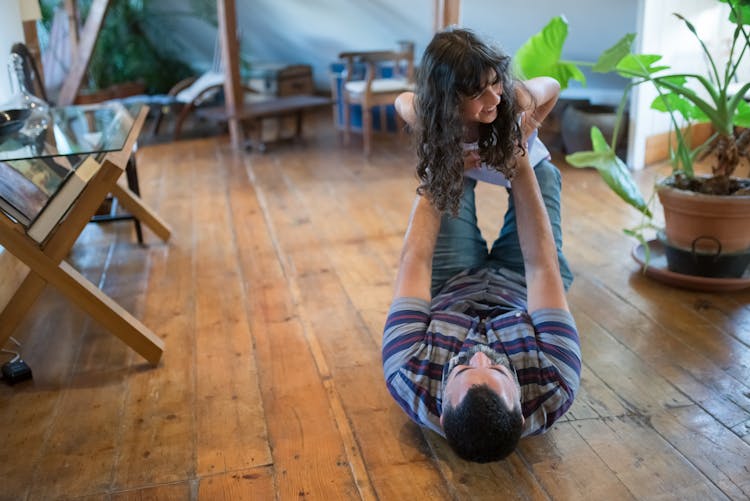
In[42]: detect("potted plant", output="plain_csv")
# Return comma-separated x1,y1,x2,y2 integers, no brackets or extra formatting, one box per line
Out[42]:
39,0,194,99
516,0,750,279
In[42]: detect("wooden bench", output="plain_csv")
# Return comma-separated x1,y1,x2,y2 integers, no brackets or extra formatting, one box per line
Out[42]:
194,95,332,151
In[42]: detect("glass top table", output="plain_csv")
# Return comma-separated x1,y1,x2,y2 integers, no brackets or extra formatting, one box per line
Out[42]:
0,102,143,163
0,100,168,366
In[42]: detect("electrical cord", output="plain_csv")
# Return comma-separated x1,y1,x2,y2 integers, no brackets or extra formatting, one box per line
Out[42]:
1,349,20,363
1,336,22,363
1,342,32,383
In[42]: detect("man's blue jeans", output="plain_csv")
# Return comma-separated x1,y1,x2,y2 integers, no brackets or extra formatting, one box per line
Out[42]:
430,160,573,296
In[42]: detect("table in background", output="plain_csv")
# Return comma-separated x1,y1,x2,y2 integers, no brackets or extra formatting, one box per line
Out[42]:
196,94,332,151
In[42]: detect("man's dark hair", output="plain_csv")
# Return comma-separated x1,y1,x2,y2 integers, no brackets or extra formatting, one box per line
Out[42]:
442,384,524,462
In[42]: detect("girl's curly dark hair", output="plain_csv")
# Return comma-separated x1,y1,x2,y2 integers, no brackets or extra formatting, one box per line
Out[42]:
414,28,524,214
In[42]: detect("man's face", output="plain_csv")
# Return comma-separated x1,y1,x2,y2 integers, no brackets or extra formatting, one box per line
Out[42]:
440,345,523,424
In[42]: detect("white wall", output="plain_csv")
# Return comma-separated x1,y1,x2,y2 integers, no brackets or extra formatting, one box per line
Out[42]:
0,0,25,101
462,0,639,104
148,0,637,96
235,0,434,89
150,0,434,90
628,0,733,169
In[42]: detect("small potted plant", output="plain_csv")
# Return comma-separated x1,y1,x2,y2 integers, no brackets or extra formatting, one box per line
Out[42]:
516,0,750,280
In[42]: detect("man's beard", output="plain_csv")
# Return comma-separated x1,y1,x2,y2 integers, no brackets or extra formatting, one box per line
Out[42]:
441,344,516,394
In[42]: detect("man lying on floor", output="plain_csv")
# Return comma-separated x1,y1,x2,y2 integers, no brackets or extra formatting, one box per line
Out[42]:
382,37,581,459
382,139,582,462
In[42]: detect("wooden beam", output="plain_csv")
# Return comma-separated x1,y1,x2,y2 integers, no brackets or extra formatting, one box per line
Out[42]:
22,21,44,89
64,0,80,54
433,0,461,32
56,0,111,106
217,0,244,149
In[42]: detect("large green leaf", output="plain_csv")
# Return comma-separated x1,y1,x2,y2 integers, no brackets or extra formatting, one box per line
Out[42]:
592,34,635,72
734,98,750,127
650,93,709,123
565,127,652,217
615,54,669,78
720,0,750,25
652,74,688,87
514,16,586,89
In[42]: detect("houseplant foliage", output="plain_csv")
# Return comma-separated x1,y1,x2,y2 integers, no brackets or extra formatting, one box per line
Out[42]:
515,17,652,217
516,0,750,265
39,0,194,95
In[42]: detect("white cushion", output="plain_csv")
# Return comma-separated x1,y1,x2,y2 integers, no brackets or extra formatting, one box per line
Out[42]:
344,78,414,94
175,71,225,104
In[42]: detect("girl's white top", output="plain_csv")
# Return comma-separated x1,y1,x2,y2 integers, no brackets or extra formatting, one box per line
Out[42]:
463,130,549,187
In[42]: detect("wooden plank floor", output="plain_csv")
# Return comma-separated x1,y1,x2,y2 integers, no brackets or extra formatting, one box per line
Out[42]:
1,112,749,500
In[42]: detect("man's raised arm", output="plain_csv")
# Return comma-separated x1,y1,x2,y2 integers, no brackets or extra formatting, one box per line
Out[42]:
511,119,569,313
392,194,441,302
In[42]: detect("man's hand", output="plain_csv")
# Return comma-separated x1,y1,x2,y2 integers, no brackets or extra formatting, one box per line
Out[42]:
464,147,481,170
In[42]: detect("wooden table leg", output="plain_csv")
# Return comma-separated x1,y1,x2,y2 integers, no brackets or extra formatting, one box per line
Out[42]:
0,221,164,365
0,156,119,348
125,156,144,243
110,184,172,242
55,260,164,365
0,271,46,349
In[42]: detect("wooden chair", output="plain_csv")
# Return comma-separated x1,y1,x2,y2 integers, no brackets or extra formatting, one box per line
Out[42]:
337,41,415,156
147,32,261,139
183,63,321,151
169,72,248,139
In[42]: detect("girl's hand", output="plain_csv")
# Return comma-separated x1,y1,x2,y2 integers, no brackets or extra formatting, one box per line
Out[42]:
463,149,481,170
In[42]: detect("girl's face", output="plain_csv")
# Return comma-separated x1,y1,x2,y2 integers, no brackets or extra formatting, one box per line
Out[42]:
459,70,503,125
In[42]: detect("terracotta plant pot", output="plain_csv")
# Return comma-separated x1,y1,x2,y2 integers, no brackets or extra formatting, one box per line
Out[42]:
656,180,750,254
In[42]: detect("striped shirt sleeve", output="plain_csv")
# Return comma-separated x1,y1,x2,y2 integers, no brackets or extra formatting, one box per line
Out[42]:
382,297,431,380
382,297,445,434
524,308,582,434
